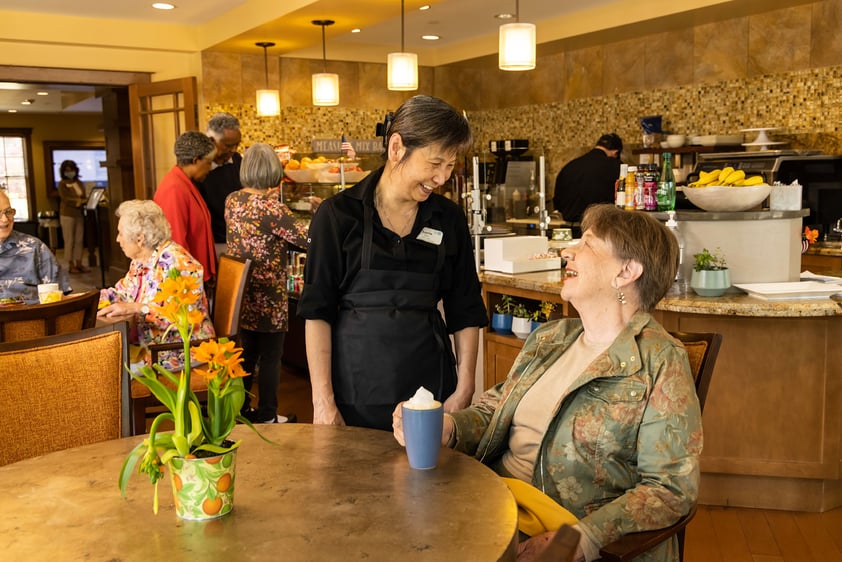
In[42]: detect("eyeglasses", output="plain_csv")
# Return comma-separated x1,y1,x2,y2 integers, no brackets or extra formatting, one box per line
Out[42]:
1,208,15,218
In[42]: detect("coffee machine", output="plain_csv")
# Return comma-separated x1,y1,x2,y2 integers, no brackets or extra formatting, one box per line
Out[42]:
483,139,538,225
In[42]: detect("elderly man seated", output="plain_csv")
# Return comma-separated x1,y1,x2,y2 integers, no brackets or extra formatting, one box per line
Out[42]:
0,190,71,304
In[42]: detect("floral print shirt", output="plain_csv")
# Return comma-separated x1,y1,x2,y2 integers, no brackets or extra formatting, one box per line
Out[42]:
224,189,309,332
0,231,71,303
449,311,702,562
99,239,215,370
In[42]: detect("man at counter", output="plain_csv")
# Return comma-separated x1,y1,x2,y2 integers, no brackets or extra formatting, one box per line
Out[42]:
0,190,71,303
198,112,242,258
553,133,623,235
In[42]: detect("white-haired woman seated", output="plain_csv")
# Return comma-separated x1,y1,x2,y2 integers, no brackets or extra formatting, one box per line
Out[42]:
97,199,215,370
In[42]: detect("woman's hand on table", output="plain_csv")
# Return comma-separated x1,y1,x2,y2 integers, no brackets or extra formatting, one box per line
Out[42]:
312,399,346,426
392,402,455,448
97,301,143,321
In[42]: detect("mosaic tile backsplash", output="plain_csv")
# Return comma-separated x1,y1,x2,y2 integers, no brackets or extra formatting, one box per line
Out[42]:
203,0,842,185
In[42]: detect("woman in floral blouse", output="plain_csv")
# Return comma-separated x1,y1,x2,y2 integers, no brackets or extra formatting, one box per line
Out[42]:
225,143,309,424
98,199,215,370
394,205,702,562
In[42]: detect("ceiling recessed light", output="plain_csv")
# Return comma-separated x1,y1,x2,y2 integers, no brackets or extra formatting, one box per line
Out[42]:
20,99,32,105
8,109,17,113
351,28,361,33
152,2,175,10
36,91,49,96
419,4,431,10
496,13,515,20
422,35,440,41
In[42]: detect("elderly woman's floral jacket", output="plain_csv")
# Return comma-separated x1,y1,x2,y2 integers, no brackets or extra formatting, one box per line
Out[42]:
449,311,702,562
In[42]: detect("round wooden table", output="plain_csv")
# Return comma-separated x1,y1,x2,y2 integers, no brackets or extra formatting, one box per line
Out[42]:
0,424,518,561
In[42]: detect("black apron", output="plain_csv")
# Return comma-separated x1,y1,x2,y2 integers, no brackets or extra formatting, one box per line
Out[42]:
332,200,457,430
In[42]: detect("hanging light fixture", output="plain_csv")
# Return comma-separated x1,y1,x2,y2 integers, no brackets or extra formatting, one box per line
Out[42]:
498,0,536,71
387,0,418,91
312,20,340,106
255,41,280,116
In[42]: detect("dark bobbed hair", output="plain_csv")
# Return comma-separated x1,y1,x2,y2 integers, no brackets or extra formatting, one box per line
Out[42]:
174,131,216,166
388,95,473,164
580,204,678,312
59,160,80,176
240,143,282,189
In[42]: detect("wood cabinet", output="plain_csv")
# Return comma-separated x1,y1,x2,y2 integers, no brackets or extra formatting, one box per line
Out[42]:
801,252,842,273
481,279,575,389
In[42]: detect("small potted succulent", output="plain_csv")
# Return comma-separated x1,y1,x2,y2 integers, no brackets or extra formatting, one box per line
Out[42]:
690,247,730,297
491,294,514,335
511,302,533,339
531,301,556,331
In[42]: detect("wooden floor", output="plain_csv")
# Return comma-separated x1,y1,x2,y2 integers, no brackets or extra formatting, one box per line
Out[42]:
687,504,842,562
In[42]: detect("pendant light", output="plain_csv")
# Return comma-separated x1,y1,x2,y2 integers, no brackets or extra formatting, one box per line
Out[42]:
498,0,536,71
255,41,280,116
312,20,340,106
387,0,418,91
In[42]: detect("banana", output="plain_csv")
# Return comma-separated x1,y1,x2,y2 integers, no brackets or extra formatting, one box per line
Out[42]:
718,167,735,183
722,170,745,185
741,175,765,186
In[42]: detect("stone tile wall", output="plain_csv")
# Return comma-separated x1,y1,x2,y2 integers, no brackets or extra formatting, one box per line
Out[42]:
203,0,842,183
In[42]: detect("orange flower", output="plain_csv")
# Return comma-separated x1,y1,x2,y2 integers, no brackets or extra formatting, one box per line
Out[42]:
804,226,819,244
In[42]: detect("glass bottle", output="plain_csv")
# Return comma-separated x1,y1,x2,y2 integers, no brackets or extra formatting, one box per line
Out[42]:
643,164,658,211
657,152,676,211
624,166,637,211
615,163,628,208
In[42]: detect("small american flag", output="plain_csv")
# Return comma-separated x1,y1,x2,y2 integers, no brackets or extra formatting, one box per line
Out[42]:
340,134,356,160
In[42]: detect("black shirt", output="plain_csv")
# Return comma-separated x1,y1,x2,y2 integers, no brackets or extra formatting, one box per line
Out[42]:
198,152,242,243
297,167,488,332
552,148,621,223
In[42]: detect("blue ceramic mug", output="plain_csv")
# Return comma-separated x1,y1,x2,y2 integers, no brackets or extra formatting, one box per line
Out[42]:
402,401,444,470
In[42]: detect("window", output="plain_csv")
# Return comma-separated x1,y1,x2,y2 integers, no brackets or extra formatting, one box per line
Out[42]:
0,129,34,221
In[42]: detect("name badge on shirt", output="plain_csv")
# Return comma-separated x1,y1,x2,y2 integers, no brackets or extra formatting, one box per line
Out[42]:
416,227,443,246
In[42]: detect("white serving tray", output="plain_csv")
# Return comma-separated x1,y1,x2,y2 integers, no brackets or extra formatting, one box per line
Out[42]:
734,281,842,300
484,256,561,274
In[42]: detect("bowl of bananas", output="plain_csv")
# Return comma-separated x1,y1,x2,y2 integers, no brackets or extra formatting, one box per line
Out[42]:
683,167,771,212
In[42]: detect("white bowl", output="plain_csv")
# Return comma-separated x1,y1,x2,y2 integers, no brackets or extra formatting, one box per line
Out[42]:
318,170,371,184
666,134,686,148
284,169,319,183
683,184,772,212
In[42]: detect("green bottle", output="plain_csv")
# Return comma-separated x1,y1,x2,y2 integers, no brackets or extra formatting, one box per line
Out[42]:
657,152,676,211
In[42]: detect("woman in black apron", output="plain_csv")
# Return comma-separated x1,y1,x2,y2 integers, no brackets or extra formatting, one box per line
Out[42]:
298,96,488,431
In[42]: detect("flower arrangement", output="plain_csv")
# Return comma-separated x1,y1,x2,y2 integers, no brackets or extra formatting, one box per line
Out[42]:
118,269,263,514
512,302,531,319
692,247,728,271
494,294,514,315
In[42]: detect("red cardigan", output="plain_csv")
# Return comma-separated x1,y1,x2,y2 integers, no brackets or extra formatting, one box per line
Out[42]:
153,166,217,282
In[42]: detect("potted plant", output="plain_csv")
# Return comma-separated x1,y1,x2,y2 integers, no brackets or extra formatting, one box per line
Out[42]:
491,294,514,335
118,269,271,520
511,302,533,339
690,247,730,297
531,301,556,331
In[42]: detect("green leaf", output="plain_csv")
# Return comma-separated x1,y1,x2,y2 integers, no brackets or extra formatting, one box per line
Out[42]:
118,441,148,498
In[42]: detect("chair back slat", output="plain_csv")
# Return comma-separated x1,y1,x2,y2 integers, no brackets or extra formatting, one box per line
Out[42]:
0,289,100,343
0,322,130,466
213,254,252,340
668,331,723,413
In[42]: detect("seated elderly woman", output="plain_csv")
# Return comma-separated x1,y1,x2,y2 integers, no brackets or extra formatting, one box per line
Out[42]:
393,204,701,562
98,199,215,369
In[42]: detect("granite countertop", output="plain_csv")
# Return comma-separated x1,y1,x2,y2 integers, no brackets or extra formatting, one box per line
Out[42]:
480,269,842,318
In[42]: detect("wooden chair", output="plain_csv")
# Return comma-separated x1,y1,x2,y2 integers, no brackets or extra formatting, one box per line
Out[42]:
0,289,99,343
599,331,723,562
131,254,252,434
0,322,131,467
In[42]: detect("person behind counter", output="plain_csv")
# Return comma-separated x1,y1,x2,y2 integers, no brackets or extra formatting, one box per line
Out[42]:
298,95,488,431
393,205,701,562
98,199,215,370
153,131,218,284
0,189,71,303
552,133,623,235
56,159,90,273
225,143,310,424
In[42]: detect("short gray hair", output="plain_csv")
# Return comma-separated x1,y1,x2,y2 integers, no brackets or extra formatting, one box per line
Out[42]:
207,112,240,140
240,143,282,189
174,131,216,166
116,199,171,250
